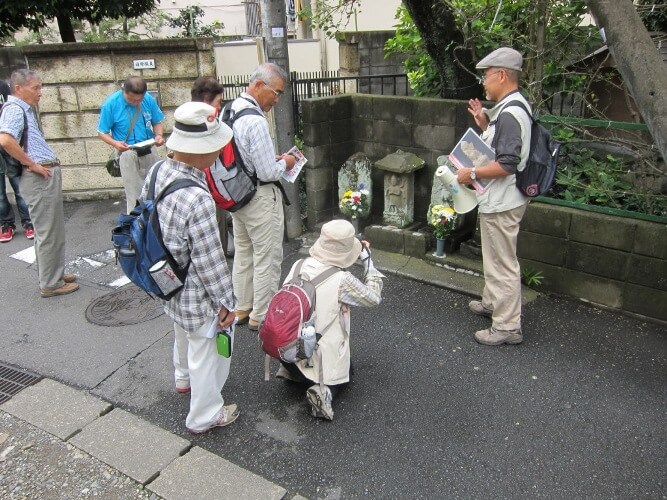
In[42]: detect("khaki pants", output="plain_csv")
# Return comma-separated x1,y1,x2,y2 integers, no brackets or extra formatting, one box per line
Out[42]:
19,167,66,290
231,184,284,322
119,147,160,213
480,203,528,331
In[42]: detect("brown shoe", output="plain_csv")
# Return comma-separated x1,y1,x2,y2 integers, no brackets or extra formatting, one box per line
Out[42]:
40,282,79,298
248,318,260,331
469,300,493,318
62,274,77,283
235,309,252,325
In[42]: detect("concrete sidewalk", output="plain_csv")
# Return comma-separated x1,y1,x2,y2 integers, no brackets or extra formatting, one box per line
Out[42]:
1,379,289,499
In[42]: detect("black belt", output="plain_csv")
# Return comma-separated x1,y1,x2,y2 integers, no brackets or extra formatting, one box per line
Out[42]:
258,180,291,206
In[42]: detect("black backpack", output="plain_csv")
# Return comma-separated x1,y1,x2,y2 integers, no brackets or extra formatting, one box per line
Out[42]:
502,100,560,197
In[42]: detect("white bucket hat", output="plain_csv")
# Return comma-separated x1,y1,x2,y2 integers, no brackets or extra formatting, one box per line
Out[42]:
166,101,232,154
309,219,362,269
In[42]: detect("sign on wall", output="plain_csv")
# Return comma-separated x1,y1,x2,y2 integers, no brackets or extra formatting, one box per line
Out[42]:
133,59,156,70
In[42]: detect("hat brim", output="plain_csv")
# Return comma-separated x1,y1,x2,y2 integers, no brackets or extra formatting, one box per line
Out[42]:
309,235,362,269
166,123,233,154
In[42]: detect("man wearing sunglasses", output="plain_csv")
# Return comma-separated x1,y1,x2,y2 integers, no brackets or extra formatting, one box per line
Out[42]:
227,63,296,332
456,47,532,346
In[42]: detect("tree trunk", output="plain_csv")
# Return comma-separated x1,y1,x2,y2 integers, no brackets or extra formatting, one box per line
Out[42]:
526,0,548,106
586,0,667,161
402,0,479,99
56,15,76,43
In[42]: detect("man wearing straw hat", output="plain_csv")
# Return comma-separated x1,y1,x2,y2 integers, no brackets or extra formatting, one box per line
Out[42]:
456,47,532,346
277,219,384,421
142,101,238,434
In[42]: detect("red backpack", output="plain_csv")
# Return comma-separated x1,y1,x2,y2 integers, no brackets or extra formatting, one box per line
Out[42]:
259,260,340,363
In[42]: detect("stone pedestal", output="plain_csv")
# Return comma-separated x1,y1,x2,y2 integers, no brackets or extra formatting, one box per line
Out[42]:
375,150,425,228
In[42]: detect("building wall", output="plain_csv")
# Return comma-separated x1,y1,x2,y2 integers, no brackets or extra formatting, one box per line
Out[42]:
214,38,322,76
20,38,216,200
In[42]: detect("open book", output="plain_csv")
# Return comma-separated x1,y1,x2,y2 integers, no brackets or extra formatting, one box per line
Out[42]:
281,145,308,183
449,128,495,194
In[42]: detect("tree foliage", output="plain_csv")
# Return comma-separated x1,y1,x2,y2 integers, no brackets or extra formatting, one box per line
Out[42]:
0,0,158,42
167,6,225,39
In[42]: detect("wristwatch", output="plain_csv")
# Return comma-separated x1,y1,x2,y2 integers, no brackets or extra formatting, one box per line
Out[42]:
470,167,477,180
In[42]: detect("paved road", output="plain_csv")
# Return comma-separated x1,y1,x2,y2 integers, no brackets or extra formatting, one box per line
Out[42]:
1,199,665,499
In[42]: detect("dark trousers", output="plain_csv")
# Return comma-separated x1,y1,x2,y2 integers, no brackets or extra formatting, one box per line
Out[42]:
0,173,31,228
280,361,352,398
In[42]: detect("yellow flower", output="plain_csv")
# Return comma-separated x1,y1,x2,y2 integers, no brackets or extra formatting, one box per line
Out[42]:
343,190,353,198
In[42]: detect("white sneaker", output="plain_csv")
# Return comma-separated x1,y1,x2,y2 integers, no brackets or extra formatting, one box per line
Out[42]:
306,384,334,421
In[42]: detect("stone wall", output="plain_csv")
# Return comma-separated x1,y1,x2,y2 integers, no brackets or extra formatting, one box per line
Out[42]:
301,94,470,226
518,202,667,322
20,38,216,200
301,94,667,323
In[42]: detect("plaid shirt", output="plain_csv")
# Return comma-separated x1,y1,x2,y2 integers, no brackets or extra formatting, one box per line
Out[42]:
339,267,384,307
141,159,236,332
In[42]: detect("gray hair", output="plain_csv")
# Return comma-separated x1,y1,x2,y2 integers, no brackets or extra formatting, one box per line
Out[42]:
122,76,147,95
249,63,288,87
504,68,521,83
10,69,40,88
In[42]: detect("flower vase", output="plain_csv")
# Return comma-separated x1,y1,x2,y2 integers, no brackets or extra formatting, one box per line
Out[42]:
435,238,446,258
350,217,359,235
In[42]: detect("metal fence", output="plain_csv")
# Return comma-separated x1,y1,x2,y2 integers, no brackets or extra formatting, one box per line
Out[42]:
219,71,410,134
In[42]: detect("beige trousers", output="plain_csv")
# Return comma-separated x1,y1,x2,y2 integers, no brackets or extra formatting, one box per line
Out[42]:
231,184,284,322
480,203,528,331
119,147,160,213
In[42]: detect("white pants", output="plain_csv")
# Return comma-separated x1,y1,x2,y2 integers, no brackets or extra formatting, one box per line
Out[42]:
173,317,233,431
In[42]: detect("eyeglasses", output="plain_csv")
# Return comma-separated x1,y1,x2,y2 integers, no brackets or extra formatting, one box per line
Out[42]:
263,82,284,97
477,70,503,84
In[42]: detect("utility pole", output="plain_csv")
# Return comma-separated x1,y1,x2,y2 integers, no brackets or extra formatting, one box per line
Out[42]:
260,0,301,239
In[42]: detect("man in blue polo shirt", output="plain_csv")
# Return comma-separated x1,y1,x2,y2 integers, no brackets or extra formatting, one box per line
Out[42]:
98,76,165,213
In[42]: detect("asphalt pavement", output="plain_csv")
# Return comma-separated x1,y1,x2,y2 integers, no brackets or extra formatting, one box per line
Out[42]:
1,198,665,499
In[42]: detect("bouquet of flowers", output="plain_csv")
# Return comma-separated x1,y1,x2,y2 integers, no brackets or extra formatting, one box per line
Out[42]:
429,204,458,239
339,186,370,219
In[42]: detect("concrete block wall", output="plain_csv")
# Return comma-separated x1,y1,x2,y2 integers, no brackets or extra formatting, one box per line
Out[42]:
518,202,667,322
21,38,216,200
301,94,471,228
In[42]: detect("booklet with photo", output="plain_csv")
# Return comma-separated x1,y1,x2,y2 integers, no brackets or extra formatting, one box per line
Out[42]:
449,128,495,194
281,145,308,183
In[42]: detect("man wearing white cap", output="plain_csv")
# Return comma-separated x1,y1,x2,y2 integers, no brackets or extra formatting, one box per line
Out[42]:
276,219,384,421
456,47,532,346
142,101,238,433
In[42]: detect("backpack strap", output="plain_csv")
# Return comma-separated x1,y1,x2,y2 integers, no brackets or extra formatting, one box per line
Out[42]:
491,99,534,127
145,161,207,285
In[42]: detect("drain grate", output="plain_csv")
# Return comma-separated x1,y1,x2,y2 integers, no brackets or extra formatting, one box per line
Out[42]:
0,362,42,404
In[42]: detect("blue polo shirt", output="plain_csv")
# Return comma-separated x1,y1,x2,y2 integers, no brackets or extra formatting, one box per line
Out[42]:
97,90,164,145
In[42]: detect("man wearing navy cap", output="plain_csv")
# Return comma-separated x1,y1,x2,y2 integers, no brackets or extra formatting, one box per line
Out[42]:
457,47,532,346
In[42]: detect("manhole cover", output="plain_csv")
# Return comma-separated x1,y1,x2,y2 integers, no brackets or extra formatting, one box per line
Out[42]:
86,285,164,327
0,362,42,404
